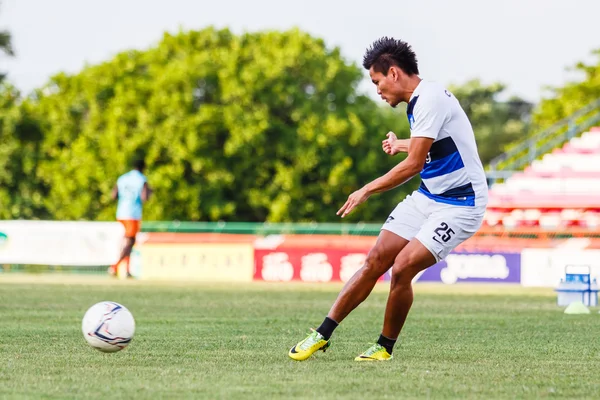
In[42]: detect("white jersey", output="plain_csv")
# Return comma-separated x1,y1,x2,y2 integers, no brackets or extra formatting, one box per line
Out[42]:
407,80,488,207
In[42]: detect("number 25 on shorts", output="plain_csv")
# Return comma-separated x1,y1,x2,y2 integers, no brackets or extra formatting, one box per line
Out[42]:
432,222,455,244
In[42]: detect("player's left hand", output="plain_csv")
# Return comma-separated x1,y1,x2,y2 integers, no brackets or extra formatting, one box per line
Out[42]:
382,131,398,155
337,187,371,218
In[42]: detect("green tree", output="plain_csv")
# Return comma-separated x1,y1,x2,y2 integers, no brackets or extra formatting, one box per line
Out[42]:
0,83,47,219
448,79,532,165
24,27,412,223
0,1,14,82
532,49,600,127
487,50,600,173
0,30,12,57
0,83,19,216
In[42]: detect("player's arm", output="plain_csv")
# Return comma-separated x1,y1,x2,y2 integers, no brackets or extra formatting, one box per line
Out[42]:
393,139,411,153
338,89,448,218
337,138,432,218
111,185,118,200
367,137,433,193
141,182,152,202
382,132,410,155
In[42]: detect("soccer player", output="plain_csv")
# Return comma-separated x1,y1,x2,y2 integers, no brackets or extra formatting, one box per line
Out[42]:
289,37,488,361
109,159,151,278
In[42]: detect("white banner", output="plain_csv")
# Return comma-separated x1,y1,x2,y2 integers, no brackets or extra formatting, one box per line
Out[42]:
521,248,600,287
0,221,125,266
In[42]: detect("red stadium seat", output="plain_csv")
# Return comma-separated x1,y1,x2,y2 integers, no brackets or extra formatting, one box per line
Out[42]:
477,128,600,250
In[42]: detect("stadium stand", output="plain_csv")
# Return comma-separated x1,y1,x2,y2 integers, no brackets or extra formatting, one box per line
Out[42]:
484,127,600,229
463,127,600,252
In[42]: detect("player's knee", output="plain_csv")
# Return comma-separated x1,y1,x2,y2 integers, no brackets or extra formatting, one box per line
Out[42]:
389,265,413,286
363,247,388,278
390,253,420,284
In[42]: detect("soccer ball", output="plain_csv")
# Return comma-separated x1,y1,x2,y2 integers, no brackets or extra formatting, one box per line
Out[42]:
82,301,135,353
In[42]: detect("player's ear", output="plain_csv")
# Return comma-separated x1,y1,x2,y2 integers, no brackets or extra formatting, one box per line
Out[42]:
389,66,399,81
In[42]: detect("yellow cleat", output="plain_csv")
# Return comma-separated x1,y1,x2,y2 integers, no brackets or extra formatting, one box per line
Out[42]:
288,329,331,361
355,343,393,361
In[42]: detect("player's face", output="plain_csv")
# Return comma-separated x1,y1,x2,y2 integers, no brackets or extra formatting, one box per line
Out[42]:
369,67,402,108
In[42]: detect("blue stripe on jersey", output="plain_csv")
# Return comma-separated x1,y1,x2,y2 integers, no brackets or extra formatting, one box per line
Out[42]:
406,95,419,129
419,182,475,197
418,182,475,206
441,183,476,197
419,190,475,206
428,137,459,161
420,151,465,179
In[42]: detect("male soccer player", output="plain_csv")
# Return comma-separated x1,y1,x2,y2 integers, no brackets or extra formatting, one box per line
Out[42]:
289,37,488,361
109,159,151,278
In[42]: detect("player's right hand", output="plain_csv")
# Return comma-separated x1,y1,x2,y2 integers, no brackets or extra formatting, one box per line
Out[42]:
382,131,398,155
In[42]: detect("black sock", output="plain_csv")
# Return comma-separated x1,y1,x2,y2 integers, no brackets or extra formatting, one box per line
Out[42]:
316,317,338,340
377,334,397,354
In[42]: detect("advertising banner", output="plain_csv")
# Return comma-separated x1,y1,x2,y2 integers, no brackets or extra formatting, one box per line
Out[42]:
406,252,521,284
254,248,375,283
255,248,521,284
138,243,254,282
0,220,124,266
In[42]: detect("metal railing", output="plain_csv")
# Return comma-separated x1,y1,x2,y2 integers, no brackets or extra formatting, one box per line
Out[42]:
487,98,600,185
141,221,382,236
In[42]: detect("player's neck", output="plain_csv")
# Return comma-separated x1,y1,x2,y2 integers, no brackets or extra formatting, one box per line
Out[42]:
402,76,423,103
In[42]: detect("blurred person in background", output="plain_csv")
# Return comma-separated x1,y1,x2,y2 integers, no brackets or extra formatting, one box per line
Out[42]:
109,159,151,278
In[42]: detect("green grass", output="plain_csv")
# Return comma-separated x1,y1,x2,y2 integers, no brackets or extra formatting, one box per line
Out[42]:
1,275,600,399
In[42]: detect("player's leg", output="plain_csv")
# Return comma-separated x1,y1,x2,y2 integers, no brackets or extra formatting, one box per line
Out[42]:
355,239,435,361
288,232,408,361
110,220,128,276
356,203,484,361
121,237,135,276
111,220,138,277
123,220,140,277
326,230,409,325
289,193,426,361
384,239,436,339
110,237,134,276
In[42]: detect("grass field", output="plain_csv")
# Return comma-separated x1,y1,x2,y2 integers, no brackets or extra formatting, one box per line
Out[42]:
1,275,600,399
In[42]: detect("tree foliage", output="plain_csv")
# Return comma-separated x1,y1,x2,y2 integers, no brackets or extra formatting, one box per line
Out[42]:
448,80,532,165
0,1,14,82
10,28,414,222
532,49,600,127
4,27,555,223
0,83,47,219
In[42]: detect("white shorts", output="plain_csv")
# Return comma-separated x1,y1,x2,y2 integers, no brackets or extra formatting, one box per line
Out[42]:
381,191,485,262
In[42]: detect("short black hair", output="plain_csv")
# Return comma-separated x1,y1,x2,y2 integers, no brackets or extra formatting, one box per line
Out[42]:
362,37,419,76
133,159,146,171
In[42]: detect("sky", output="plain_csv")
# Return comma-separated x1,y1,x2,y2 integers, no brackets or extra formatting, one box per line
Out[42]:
1,0,599,103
